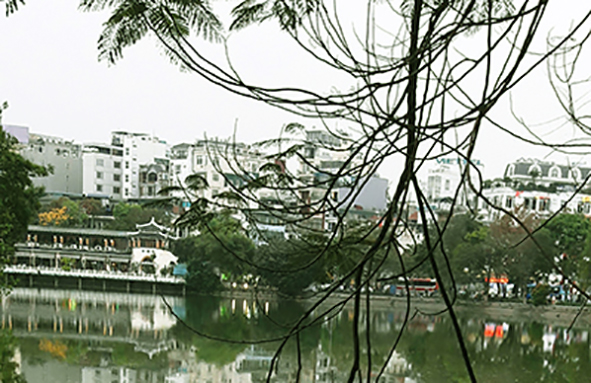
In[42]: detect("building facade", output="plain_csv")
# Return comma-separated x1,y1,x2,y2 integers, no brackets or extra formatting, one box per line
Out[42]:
20,133,83,196
504,158,591,187
169,139,265,204
82,143,124,199
111,131,169,199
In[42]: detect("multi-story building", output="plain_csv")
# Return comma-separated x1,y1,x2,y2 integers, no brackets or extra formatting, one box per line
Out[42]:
19,133,83,196
82,143,124,199
139,160,169,199
111,132,169,199
296,130,388,231
504,158,591,187
424,157,484,206
478,182,591,222
169,139,265,204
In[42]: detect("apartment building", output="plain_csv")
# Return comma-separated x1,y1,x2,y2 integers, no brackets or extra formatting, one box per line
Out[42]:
424,157,484,205
82,143,124,199
20,133,83,195
297,130,388,231
169,139,265,204
111,131,169,199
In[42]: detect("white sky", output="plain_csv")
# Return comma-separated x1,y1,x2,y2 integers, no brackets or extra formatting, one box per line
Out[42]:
2,1,591,182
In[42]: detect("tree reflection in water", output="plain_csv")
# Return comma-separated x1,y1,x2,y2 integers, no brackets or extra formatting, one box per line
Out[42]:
1,289,591,382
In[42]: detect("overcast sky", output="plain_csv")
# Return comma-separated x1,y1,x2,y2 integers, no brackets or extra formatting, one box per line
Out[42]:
2,1,591,182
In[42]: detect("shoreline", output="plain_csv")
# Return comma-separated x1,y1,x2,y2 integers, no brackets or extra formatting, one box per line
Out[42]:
220,290,591,329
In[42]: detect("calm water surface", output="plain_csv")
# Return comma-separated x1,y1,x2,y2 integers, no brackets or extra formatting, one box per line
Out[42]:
1,288,590,382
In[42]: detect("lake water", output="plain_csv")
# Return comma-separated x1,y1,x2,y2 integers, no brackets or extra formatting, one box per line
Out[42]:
1,288,590,382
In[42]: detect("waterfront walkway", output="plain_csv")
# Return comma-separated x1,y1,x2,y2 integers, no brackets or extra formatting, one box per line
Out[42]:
4,265,186,295
4,265,185,284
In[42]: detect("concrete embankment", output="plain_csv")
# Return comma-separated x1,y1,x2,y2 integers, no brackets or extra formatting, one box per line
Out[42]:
223,290,591,329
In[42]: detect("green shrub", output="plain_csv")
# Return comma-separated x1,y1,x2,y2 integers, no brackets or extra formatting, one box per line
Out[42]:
531,283,550,306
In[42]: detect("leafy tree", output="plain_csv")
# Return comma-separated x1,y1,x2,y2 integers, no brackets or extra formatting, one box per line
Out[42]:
80,198,105,216
488,209,555,297
0,329,26,383
0,124,47,267
108,202,170,230
38,206,69,226
39,197,88,227
255,237,328,296
174,214,256,292
545,214,591,277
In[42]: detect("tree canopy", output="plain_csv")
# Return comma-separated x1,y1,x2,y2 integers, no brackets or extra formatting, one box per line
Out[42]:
0,126,47,263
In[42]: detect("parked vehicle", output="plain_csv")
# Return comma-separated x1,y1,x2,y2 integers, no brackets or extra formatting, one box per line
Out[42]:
387,277,439,297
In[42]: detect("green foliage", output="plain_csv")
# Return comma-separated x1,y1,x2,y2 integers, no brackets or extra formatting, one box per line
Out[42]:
108,202,170,230
545,214,591,258
79,0,223,65
0,329,26,383
254,236,329,296
40,197,88,227
530,283,550,306
0,127,47,265
80,198,105,215
174,214,255,293
60,257,76,271
577,234,591,290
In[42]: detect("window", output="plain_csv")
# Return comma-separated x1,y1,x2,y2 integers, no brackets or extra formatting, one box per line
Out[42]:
445,179,450,191
550,167,560,178
113,174,121,182
96,171,103,179
125,161,129,169
125,175,129,182
175,165,181,174
113,186,121,194
506,164,515,177
114,161,121,169
96,184,103,192
125,188,129,196
96,159,104,166
125,148,130,155
505,197,513,209
196,156,203,165
212,174,219,182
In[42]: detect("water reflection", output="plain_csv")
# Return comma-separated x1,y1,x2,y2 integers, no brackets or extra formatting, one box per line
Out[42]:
1,288,591,382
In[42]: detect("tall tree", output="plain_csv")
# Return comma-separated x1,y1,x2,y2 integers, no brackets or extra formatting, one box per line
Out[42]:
0,119,47,269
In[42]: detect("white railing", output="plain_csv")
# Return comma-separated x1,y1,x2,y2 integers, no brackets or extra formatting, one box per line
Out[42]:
4,265,185,284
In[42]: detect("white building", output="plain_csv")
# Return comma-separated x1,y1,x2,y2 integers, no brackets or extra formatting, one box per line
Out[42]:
478,183,591,222
424,157,484,205
82,143,124,199
111,131,169,199
505,158,591,187
20,133,83,196
169,139,266,205
296,130,387,231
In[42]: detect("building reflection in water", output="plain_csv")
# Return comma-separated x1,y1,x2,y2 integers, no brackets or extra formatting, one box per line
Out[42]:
3,288,591,383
